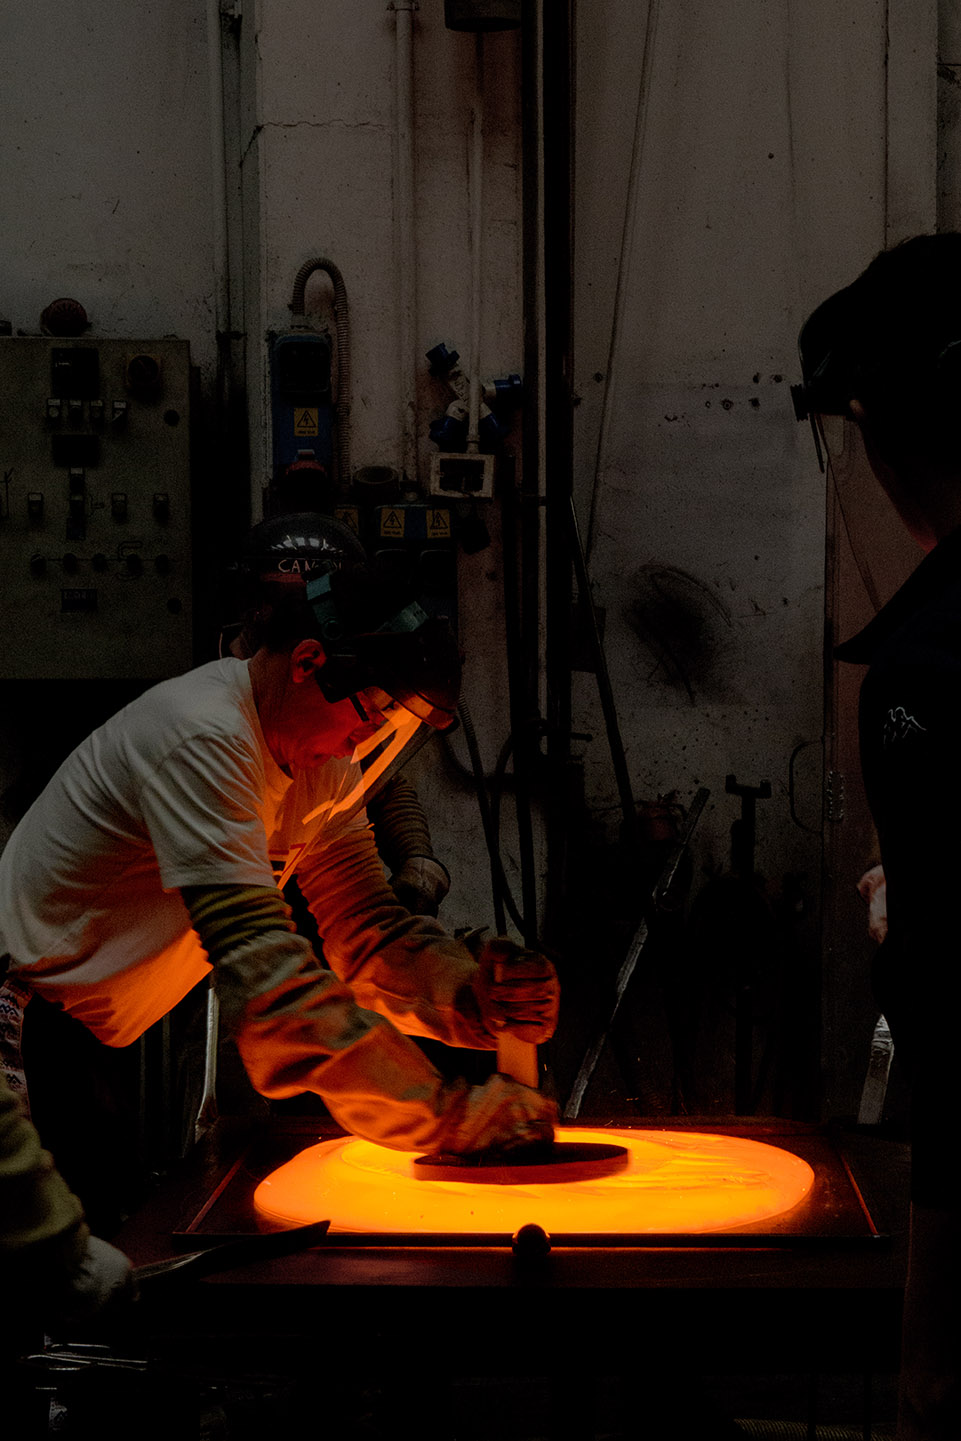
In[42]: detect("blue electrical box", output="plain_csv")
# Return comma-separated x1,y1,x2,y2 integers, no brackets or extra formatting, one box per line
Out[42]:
270,332,333,493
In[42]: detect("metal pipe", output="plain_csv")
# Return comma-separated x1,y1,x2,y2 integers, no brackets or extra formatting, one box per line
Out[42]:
541,0,575,941
206,0,231,380
519,0,546,941
467,32,485,451
272,1228,881,1251
392,1,419,486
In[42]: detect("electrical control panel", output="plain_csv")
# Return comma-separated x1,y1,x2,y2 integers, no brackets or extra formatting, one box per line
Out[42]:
0,337,192,679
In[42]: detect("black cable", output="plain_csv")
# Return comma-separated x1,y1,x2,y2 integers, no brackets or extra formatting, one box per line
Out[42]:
457,700,526,935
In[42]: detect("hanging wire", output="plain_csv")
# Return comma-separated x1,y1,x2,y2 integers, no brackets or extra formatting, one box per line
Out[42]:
457,700,527,936
584,0,661,563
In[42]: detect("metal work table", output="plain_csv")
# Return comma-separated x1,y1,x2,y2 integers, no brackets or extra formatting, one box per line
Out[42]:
114,1115,910,1384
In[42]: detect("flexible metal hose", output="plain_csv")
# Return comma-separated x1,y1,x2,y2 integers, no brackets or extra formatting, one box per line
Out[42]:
289,258,351,488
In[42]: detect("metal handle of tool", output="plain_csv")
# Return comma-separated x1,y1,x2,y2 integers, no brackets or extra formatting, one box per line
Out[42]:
562,786,711,1120
132,1219,332,1287
492,951,540,1087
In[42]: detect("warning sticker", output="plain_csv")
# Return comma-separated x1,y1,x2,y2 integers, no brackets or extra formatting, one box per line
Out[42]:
379,508,405,538
294,408,319,437
426,509,451,540
334,506,361,535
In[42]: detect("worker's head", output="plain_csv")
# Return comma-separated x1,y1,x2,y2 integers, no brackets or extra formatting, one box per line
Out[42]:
246,538,461,797
794,233,961,549
222,511,368,659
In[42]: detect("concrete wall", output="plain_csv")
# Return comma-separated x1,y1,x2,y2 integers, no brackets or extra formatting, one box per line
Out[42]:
0,0,216,373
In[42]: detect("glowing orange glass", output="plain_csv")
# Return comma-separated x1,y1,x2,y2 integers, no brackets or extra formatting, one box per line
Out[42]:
254,1126,815,1235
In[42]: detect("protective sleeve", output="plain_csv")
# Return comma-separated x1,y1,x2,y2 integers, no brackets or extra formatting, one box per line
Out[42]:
0,1069,87,1260
367,773,439,871
180,886,556,1153
368,774,451,915
180,884,472,1149
294,828,498,1051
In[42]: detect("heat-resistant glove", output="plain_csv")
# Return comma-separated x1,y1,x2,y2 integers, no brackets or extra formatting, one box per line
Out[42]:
214,926,553,1153
388,855,451,916
52,1234,136,1329
465,932,560,1044
446,1071,557,1153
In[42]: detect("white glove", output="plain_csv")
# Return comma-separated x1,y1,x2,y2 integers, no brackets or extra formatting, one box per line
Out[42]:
857,864,888,944
53,1234,136,1329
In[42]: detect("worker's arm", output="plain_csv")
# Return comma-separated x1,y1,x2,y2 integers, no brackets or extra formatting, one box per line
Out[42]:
857,862,888,944
0,1071,86,1255
294,828,558,1048
367,773,450,915
182,885,556,1153
1,1072,132,1326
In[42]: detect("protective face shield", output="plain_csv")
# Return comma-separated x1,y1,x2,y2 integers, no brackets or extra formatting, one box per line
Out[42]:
792,287,921,613
302,573,461,825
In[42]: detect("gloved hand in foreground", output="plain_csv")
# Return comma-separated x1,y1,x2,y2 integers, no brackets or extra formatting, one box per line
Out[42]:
442,1071,558,1154
52,1234,137,1330
466,932,560,1043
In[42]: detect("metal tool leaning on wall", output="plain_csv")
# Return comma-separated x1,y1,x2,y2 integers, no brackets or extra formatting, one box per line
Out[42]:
0,557,560,1171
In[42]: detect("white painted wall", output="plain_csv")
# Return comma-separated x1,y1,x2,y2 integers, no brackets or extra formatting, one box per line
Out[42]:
0,0,216,375
0,0,953,1116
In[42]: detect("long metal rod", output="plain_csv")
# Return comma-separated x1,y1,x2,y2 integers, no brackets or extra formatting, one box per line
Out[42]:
563,786,710,1119
393,0,419,485
186,1227,884,1252
467,31,485,451
542,0,575,945
567,494,638,846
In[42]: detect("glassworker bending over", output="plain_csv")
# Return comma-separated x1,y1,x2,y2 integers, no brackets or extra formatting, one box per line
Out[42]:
0,565,558,1154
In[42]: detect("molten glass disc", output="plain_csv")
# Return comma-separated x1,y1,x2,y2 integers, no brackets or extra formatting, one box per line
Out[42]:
253,1127,815,1234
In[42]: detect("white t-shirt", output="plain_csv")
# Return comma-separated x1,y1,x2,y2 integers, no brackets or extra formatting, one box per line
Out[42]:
0,659,367,1045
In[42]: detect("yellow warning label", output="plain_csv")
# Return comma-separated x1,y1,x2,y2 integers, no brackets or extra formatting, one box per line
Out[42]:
380,508,405,538
294,408,319,437
334,506,361,535
426,509,451,540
